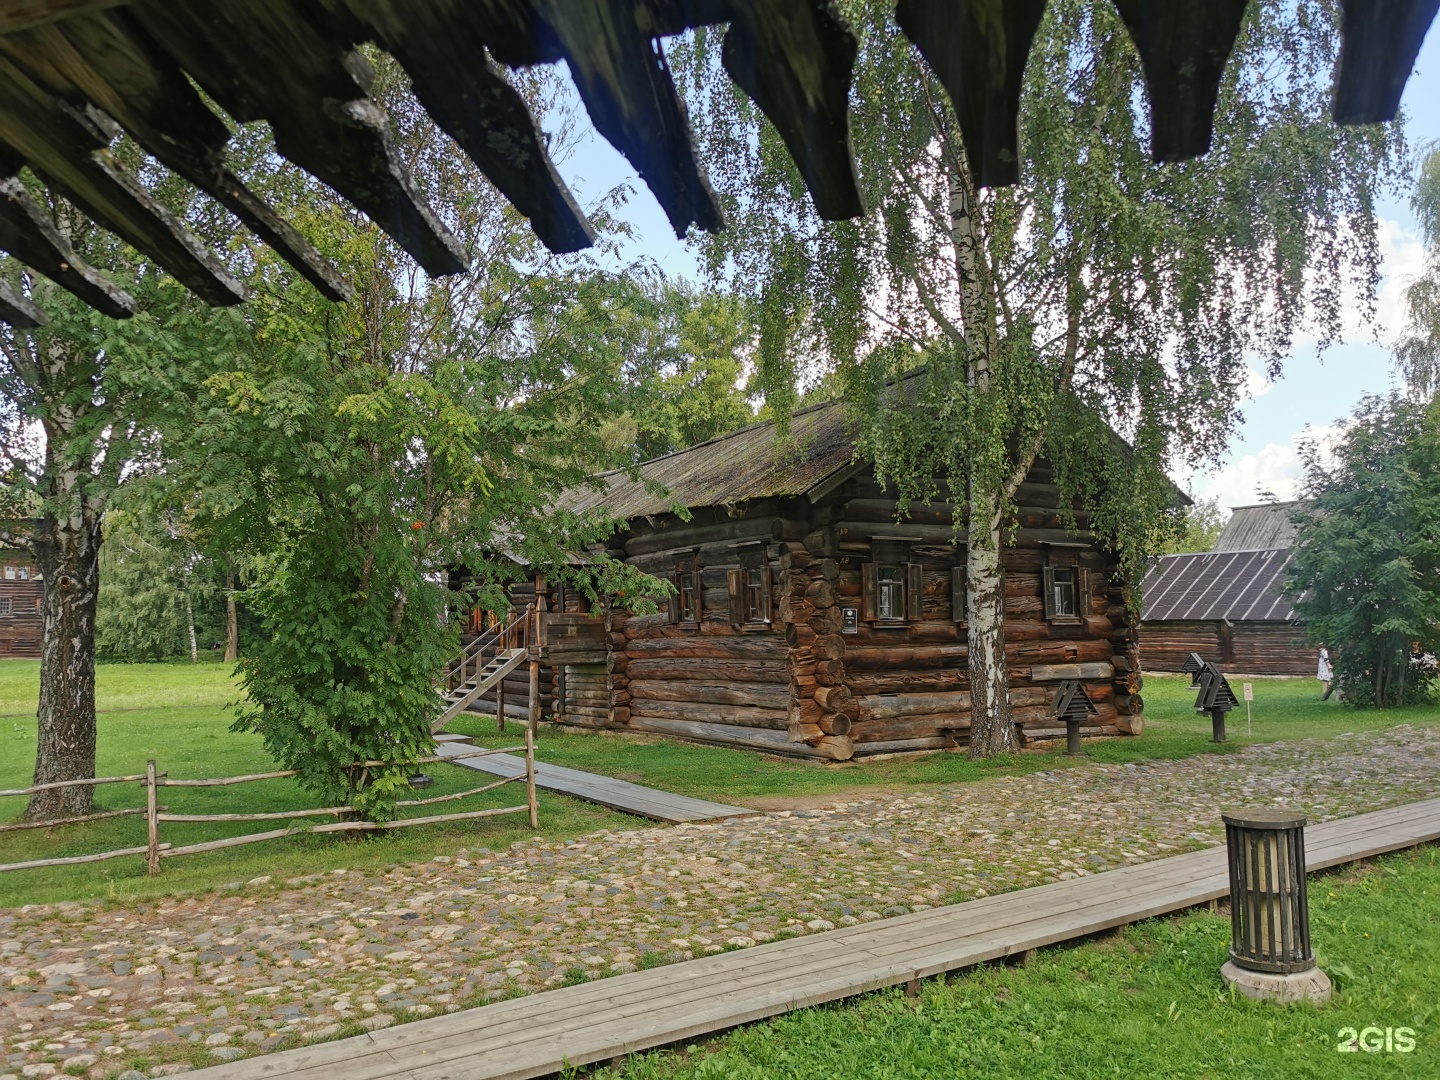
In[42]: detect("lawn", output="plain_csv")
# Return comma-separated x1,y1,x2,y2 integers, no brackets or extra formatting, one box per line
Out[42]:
610,845,1440,1078
449,674,1440,806
2,661,1436,908
0,660,636,908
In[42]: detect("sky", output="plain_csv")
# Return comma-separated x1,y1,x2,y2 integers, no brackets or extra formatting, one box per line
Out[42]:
551,21,1440,518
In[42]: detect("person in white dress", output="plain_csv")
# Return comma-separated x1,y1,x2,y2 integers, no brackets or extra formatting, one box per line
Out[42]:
1317,643,1333,700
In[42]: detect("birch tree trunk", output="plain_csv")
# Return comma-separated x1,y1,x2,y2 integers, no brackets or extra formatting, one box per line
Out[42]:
26,508,103,820
185,591,198,663
947,155,1022,757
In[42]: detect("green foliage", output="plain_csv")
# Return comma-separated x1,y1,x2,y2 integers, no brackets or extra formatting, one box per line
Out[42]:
618,283,757,460
135,60,668,815
674,0,1403,580
1154,496,1227,555
1398,146,1440,394
1289,393,1440,707
95,510,232,663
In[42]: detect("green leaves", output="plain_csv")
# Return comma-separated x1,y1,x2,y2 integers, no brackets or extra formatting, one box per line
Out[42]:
1289,393,1440,707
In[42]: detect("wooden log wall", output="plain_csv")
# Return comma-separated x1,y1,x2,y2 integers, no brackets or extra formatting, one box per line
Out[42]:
0,550,43,659
798,466,1138,752
545,463,1143,758
605,510,848,758
1139,620,1312,676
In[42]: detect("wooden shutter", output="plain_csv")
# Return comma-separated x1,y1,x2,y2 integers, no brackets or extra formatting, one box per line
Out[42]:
727,568,744,629
906,563,924,622
667,573,681,624
1042,565,1056,621
861,562,878,622
952,565,967,622
694,568,704,622
1079,568,1092,617
759,564,773,624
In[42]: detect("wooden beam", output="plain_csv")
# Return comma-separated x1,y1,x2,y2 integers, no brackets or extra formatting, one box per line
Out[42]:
530,0,723,238
719,0,863,221
136,0,468,277
0,55,246,306
1,11,352,301
0,0,122,35
0,276,48,327
895,0,1048,188
0,174,135,317
1112,0,1250,163
1333,0,1440,124
321,0,596,253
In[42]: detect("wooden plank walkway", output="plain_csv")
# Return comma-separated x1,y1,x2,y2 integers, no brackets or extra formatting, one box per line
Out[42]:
433,739,755,824
192,797,1440,1080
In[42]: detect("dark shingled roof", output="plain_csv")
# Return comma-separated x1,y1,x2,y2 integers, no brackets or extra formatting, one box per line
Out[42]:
1140,548,1297,623
1213,501,1308,553
558,397,860,520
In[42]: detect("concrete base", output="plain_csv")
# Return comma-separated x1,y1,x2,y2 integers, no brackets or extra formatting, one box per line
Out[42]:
1221,960,1332,1004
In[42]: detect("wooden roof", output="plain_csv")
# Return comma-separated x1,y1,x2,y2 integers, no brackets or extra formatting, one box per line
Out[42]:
1212,500,1307,553
559,395,860,520
1140,547,1297,623
0,1,1434,327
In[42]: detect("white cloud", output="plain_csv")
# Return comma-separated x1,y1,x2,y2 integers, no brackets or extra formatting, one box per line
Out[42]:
1193,422,1348,510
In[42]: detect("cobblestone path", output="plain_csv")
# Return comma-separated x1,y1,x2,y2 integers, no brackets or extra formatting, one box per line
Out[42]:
4,726,1440,1079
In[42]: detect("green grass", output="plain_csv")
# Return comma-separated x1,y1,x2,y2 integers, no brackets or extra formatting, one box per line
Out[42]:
0,660,637,908
608,846,1440,1079
451,675,1440,805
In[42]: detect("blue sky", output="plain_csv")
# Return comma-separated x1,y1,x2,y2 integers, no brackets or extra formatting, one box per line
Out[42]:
553,22,1440,515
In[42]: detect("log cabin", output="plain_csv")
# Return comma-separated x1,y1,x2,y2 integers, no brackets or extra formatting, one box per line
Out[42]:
0,548,43,659
1138,502,1312,676
475,394,1148,761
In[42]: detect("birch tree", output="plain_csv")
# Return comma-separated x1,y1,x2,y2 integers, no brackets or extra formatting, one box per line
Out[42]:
675,0,1402,755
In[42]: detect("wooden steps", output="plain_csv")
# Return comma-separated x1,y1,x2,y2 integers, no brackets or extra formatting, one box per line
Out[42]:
435,740,755,824
188,797,1440,1080
434,648,526,730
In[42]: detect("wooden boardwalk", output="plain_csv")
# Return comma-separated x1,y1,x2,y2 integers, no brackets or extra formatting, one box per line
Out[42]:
433,739,755,824
192,797,1440,1080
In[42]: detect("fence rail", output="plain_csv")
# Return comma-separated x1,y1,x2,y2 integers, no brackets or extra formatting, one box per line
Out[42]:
0,729,538,876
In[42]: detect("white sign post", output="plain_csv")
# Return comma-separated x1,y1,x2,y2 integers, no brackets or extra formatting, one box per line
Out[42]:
1243,681,1254,735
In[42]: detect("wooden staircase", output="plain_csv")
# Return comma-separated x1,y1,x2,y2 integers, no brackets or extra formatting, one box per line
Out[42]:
434,607,532,733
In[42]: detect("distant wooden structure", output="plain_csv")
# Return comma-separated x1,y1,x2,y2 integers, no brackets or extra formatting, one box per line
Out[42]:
0,547,42,658
460,385,1153,762
1139,502,1312,676
0,1,1434,327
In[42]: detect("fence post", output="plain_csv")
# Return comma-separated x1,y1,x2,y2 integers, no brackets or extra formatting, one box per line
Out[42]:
528,604,541,738
145,760,161,876
524,721,539,830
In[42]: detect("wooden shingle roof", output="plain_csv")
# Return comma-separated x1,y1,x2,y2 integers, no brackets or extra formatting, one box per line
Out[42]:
1140,547,1297,623
0,1,1434,327
559,396,859,520
1212,501,1307,553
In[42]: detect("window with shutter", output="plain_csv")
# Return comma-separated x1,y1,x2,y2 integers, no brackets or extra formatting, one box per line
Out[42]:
1044,560,1078,621
667,573,682,624
906,563,924,621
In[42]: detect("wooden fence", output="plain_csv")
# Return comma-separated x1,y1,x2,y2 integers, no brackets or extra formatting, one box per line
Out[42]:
0,732,537,876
